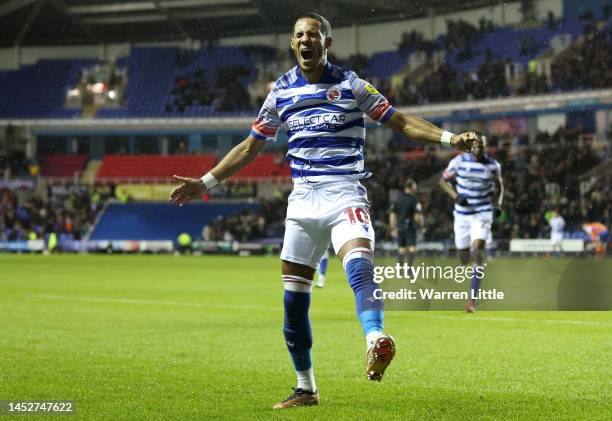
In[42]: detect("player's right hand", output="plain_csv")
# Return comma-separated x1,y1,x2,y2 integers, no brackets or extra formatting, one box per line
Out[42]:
455,194,470,207
169,175,207,206
451,132,477,152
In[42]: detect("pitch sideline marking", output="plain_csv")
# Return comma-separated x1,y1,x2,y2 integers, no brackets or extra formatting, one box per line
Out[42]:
27,294,611,327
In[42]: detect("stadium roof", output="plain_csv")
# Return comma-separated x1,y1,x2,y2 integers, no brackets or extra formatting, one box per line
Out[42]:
0,0,504,47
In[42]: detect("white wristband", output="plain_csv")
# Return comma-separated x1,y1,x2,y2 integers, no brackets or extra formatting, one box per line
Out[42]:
440,130,454,146
200,172,219,189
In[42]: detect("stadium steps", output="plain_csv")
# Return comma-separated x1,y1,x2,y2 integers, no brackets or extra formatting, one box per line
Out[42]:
81,159,102,184
84,199,112,241
580,156,612,180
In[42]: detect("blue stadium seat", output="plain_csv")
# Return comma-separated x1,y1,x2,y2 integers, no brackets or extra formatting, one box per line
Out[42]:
90,202,261,241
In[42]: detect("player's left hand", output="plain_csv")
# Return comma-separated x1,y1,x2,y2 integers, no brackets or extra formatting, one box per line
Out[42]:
169,175,207,206
493,206,502,218
451,132,477,152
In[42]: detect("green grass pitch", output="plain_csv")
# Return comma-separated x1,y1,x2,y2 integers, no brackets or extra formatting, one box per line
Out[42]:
0,254,610,420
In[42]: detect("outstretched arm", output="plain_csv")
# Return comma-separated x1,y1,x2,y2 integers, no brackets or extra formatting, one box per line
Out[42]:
170,135,266,206
207,135,266,181
384,111,475,151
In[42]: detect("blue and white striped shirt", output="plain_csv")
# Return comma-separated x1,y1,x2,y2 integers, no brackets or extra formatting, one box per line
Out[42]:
549,215,565,235
250,62,396,184
443,153,501,215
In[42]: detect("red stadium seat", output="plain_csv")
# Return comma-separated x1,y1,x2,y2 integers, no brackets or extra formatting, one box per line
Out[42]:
41,154,88,177
97,155,217,180
233,154,290,179
97,153,290,181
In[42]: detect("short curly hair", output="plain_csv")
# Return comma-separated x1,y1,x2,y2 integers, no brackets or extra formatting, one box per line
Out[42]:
294,12,332,38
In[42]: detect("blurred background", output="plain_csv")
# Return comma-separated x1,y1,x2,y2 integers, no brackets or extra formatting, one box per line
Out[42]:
0,0,610,257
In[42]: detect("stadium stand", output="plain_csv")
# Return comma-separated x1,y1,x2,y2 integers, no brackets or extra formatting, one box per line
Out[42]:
396,17,591,104
365,50,413,81
97,47,257,118
551,23,612,90
0,59,96,118
1,2,610,254
186,127,608,244
370,128,609,242
96,48,177,118
0,184,110,242
445,19,584,74
1,17,609,120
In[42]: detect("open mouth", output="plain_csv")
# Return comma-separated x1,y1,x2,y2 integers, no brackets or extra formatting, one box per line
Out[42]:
300,50,313,61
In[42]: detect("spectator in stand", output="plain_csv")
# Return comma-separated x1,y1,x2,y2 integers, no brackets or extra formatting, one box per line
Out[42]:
0,186,109,243
551,29,612,91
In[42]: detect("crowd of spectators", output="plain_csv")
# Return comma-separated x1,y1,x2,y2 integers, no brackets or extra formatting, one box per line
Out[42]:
386,16,611,105
366,128,608,243
165,64,252,113
444,18,496,62
0,151,36,178
398,30,430,53
1,130,608,247
390,53,510,105
495,132,606,239
202,127,609,245
157,10,612,115
551,29,612,91
201,194,287,242
0,185,109,242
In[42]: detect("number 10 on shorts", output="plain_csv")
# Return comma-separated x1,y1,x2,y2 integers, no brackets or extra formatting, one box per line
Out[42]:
345,207,370,225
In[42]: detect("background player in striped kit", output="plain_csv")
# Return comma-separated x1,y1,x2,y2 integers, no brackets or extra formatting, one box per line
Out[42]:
315,247,329,288
439,134,504,313
170,12,476,408
548,208,566,256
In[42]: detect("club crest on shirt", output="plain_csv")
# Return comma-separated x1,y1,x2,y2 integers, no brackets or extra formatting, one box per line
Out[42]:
326,86,342,102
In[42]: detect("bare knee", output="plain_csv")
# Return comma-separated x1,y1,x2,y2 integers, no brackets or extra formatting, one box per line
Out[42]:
458,248,470,265
336,238,373,263
471,240,486,263
282,260,315,280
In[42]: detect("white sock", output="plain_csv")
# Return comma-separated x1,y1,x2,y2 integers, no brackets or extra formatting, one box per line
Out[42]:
296,368,316,392
317,275,325,284
366,331,384,352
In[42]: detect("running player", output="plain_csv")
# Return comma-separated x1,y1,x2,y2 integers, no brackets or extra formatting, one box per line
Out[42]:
315,248,329,288
439,133,503,313
389,179,422,271
171,12,476,408
548,208,565,256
